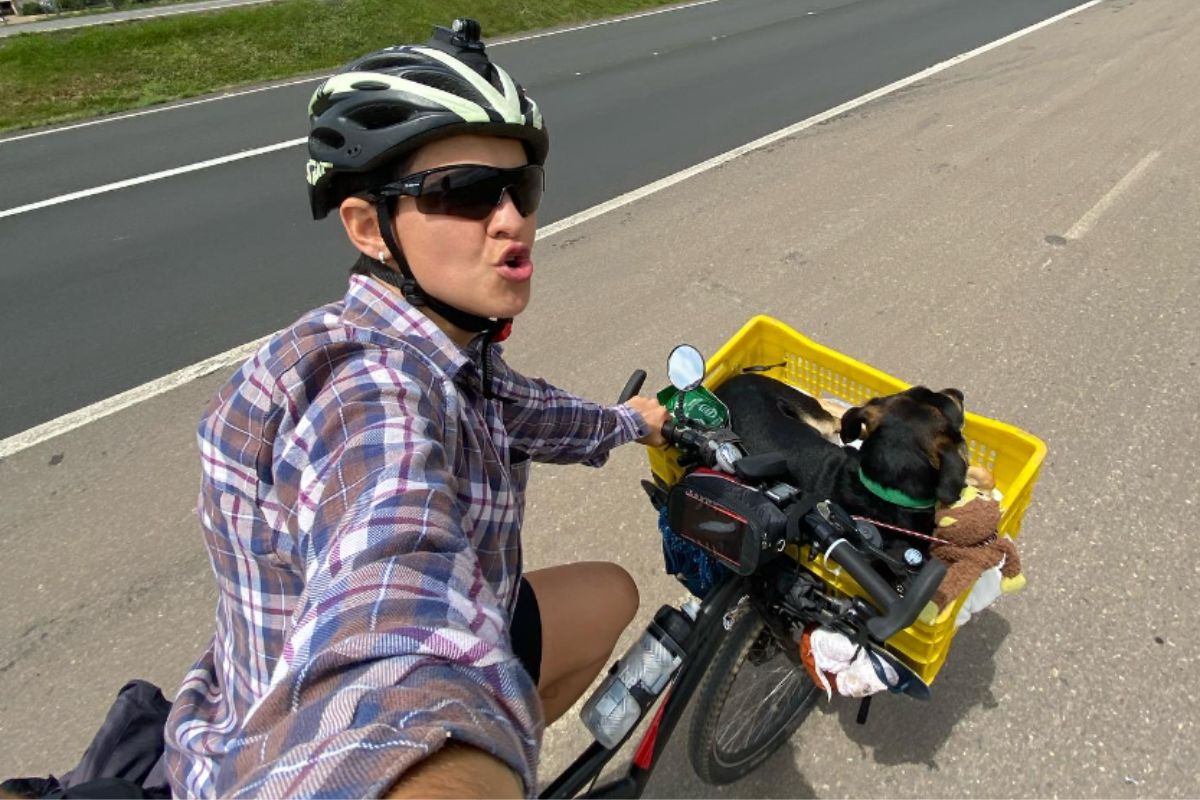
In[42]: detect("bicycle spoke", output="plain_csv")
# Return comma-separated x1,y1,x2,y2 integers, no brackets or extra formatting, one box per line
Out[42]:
690,612,821,785
716,647,810,755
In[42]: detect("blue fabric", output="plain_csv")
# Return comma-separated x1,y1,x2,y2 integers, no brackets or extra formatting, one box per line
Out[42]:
657,506,729,598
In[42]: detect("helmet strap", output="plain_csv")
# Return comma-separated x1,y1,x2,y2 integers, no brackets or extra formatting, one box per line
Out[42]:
373,201,512,399
373,201,508,335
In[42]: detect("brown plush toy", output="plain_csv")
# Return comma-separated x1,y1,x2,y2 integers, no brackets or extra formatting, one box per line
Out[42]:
930,485,1021,610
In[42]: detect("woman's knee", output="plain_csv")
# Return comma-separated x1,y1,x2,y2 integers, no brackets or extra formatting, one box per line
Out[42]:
527,561,639,646
602,562,640,629
574,561,639,636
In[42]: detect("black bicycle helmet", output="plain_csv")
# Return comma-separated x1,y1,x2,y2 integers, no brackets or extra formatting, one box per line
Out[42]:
306,18,549,220
305,20,548,397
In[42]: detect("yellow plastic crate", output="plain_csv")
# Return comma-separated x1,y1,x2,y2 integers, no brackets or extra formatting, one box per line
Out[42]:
648,315,1046,684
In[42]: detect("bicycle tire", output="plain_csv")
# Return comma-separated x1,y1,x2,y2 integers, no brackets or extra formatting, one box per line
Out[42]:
687,606,818,785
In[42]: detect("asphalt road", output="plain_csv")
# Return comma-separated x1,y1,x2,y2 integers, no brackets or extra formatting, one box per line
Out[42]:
2,0,1198,795
0,0,1088,440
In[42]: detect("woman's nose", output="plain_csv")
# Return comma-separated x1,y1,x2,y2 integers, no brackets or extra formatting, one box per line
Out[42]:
488,188,526,229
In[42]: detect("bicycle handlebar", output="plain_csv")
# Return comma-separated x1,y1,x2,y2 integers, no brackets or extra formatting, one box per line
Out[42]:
661,418,704,453
799,508,946,641
618,370,647,404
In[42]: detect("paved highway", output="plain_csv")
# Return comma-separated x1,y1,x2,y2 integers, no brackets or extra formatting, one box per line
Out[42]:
1,0,1085,439
3,0,1198,796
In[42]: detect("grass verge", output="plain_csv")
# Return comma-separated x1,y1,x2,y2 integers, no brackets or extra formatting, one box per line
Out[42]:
0,0,684,133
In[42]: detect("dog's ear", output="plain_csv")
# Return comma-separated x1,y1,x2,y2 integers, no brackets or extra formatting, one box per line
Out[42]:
938,388,965,430
840,403,881,444
936,441,969,505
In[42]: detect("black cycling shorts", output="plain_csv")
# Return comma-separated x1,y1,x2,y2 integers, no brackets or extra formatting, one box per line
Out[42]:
511,577,543,685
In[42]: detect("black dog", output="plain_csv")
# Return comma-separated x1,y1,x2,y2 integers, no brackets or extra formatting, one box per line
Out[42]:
715,373,968,534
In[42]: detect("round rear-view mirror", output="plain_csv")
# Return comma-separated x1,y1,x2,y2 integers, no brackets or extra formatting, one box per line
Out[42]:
667,345,706,392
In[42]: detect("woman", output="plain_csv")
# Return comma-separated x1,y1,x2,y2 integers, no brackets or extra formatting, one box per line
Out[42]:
164,19,668,799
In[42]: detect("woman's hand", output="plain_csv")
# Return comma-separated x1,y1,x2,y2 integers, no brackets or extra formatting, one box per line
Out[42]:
625,396,670,447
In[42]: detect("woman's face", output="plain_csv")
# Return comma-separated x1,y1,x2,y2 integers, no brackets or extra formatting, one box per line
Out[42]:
393,134,537,334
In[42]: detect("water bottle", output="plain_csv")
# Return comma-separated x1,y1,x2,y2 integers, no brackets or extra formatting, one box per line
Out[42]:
580,604,694,749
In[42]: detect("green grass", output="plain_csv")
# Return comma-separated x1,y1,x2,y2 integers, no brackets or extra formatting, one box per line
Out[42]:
0,0,682,132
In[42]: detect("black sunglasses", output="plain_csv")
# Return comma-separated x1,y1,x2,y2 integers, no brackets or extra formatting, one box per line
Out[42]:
374,163,545,220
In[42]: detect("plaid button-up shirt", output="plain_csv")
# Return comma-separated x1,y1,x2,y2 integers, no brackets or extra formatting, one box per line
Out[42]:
164,275,646,798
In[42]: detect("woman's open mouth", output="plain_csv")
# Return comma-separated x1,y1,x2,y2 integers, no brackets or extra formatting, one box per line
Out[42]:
497,245,533,282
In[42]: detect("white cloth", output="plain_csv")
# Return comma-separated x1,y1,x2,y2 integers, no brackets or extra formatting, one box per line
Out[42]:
956,564,1003,627
808,627,899,699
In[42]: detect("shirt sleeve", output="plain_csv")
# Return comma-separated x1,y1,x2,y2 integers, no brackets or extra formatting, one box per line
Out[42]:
215,348,541,799
492,353,649,466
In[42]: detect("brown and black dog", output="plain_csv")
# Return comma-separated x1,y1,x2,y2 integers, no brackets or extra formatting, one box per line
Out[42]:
714,373,968,534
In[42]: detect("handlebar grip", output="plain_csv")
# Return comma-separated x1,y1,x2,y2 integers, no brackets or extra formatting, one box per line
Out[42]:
803,510,946,642
618,370,647,404
661,420,716,467
817,530,901,615
865,558,946,642
662,418,678,446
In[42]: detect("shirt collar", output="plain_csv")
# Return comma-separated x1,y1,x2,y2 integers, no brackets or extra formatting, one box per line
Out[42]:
343,274,477,380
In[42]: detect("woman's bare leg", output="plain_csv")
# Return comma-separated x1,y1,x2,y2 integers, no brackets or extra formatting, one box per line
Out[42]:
523,562,639,723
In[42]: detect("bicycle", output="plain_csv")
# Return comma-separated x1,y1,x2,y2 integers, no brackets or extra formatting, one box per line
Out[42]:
541,343,949,798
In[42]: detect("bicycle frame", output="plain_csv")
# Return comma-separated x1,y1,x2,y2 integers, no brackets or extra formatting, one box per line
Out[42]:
540,574,746,799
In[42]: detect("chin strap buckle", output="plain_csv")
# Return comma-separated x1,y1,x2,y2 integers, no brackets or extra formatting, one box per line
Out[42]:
401,279,425,307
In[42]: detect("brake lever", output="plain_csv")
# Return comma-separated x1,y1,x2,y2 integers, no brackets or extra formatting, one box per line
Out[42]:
817,500,857,534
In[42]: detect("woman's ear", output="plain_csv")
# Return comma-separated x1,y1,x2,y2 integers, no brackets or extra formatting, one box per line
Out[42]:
339,196,386,260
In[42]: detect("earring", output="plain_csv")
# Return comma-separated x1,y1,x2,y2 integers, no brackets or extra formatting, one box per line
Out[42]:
377,250,388,265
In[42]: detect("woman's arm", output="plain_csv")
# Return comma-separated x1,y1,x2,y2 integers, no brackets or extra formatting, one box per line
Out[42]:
216,351,540,798
494,356,662,465
385,744,522,799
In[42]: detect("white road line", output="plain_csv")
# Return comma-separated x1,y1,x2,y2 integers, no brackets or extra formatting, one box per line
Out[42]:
1065,150,1161,240
0,78,323,145
0,138,304,219
492,0,719,46
0,0,720,145
0,0,1107,459
0,2,721,216
543,0,1106,238
0,337,272,459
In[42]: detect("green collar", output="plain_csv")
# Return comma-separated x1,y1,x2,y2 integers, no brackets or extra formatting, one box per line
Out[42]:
857,469,936,510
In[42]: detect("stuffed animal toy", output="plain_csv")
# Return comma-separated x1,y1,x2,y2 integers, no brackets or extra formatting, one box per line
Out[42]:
966,464,996,492
930,485,1021,609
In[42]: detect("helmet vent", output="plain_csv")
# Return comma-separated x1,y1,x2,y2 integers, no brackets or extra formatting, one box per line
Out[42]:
351,79,392,92
352,102,416,130
354,52,427,72
311,127,345,149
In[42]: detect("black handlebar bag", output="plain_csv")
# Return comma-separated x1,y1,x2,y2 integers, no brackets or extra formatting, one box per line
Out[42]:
666,469,788,576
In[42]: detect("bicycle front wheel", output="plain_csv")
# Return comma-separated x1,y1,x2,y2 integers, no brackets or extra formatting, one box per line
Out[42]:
687,606,819,785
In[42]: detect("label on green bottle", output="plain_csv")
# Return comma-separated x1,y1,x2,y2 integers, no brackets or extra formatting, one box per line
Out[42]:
657,385,730,430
